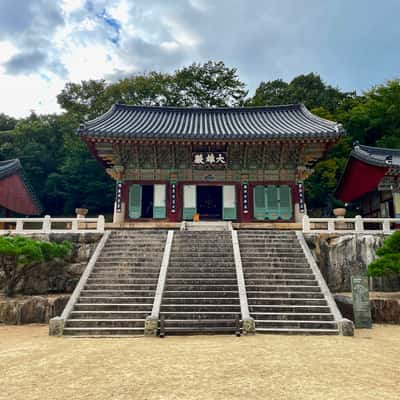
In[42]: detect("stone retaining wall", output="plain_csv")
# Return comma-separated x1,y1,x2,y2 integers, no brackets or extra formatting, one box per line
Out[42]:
0,295,70,324
305,233,400,292
0,232,102,295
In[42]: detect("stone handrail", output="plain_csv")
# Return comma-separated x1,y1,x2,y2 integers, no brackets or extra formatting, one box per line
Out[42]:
231,230,255,334
296,231,354,336
145,230,174,336
303,215,400,234
49,230,111,336
0,215,105,234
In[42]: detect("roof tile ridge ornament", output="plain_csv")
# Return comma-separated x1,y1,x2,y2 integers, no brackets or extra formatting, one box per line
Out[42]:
299,103,345,134
110,103,301,113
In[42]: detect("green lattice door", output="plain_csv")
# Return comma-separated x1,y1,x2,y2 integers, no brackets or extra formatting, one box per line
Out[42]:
129,184,142,219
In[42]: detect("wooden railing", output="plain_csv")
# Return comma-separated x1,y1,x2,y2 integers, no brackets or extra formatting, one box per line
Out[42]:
303,215,400,234
0,215,105,234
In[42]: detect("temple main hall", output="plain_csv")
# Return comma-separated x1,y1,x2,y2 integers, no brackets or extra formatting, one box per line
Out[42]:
79,104,344,225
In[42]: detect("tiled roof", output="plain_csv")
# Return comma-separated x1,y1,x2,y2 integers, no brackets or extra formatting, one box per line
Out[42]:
351,144,400,167
78,104,344,140
0,158,43,213
0,159,21,179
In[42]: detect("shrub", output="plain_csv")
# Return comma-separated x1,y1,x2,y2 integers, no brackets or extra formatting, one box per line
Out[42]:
368,231,400,277
0,236,72,296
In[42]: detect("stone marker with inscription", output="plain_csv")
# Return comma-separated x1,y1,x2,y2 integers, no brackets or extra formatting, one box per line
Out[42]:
351,274,372,328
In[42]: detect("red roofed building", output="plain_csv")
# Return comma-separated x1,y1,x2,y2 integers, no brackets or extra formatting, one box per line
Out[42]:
336,144,400,218
0,159,42,217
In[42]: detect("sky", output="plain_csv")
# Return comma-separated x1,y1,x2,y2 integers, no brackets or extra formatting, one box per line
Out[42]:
1,0,400,118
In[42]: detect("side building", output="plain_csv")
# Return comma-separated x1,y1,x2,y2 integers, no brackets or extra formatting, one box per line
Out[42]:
336,144,400,218
78,104,344,225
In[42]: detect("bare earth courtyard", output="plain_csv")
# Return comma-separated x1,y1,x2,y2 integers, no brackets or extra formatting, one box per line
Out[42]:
0,325,399,400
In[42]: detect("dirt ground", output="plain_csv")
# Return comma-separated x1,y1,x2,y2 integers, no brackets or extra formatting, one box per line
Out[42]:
0,325,399,400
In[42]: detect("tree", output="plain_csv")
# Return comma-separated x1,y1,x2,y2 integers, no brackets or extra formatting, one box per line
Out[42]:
57,79,109,120
368,231,400,277
0,113,17,131
251,73,353,113
172,61,248,107
0,236,72,296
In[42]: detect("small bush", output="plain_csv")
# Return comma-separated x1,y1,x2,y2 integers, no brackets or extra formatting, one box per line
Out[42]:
368,231,400,277
0,236,72,296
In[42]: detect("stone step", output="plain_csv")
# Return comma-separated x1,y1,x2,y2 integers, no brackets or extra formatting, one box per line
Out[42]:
164,284,239,291
248,298,327,307
78,296,154,304
162,272,237,279
63,327,144,336
75,303,153,311
244,273,315,280
253,320,337,330
81,290,156,296
169,254,235,259
242,267,311,273
87,278,158,284
241,255,306,260
242,261,309,267
65,319,146,328
90,272,160,279
167,262,235,268
246,285,321,293
245,292,325,299
97,256,163,261
250,305,331,313
165,278,238,285
246,279,318,287
163,290,238,298
161,312,240,319
162,319,238,328
255,313,335,321
255,327,338,335
70,311,150,319
84,283,157,290
93,266,162,272
161,304,240,312
162,297,239,304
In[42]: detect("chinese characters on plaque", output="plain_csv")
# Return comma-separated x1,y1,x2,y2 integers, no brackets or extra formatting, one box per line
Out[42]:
116,181,122,213
192,152,227,168
297,181,305,213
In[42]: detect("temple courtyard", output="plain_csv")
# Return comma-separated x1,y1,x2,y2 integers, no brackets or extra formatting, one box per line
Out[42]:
0,324,399,400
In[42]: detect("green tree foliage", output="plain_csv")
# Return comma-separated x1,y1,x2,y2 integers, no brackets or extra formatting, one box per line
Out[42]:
251,73,354,113
0,236,72,296
0,113,17,131
368,231,400,277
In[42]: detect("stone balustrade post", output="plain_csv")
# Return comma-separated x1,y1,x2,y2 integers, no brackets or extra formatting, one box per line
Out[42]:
71,219,78,233
327,219,335,233
303,215,310,233
42,215,51,234
355,215,363,233
97,215,105,232
15,220,24,233
382,219,391,234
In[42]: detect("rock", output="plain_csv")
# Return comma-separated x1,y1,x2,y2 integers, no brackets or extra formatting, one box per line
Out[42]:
0,232,101,296
0,294,71,325
339,318,354,336
371,299,400,324
335,295,354,321
335,294,400,324
49,317,65,336
305,233,400,292
19,296,48,323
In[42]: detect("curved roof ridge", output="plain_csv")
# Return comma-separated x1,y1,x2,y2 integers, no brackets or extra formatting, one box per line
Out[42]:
78,103,343,140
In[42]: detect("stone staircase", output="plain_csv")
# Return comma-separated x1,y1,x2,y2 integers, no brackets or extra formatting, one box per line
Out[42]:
160,231,241,334
63,230,167,337
238,230,339,335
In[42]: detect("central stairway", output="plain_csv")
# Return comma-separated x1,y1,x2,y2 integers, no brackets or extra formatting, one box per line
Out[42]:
63,230,167,336
160,231,241,334
238,230,339,335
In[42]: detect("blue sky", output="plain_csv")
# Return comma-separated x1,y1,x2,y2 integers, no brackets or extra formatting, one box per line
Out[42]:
0,0,400,117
